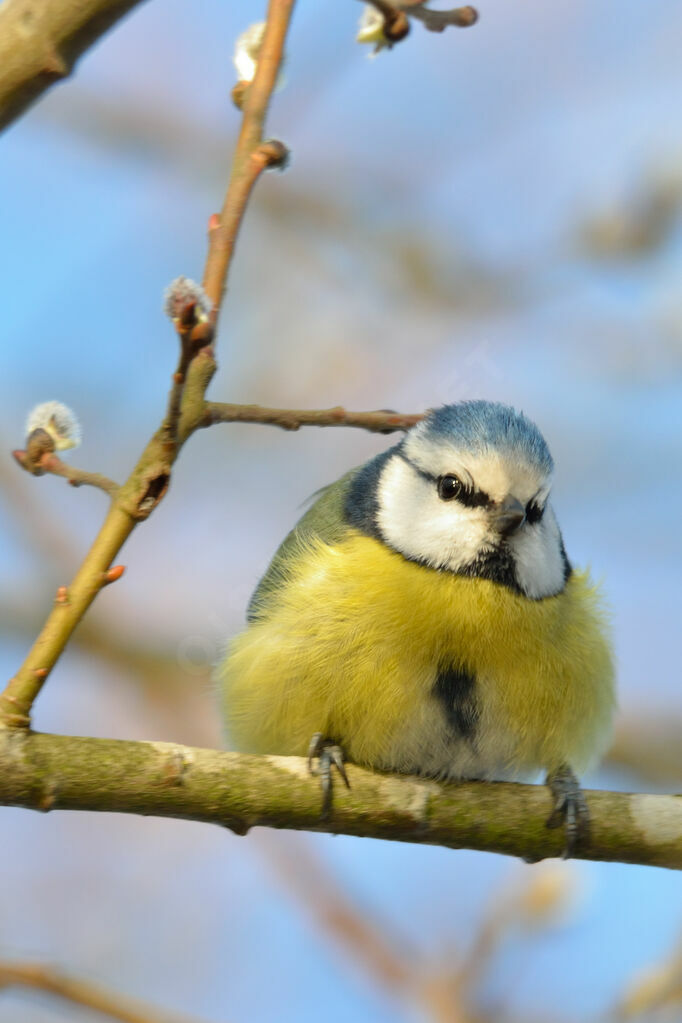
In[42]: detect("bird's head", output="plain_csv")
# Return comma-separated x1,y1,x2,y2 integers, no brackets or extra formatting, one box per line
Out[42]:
348,401,570,599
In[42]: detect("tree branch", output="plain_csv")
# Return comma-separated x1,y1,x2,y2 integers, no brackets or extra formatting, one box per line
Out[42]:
12,448,119,496
399,3,478,32
1,731,680,870
202,10,293,318
0,0,296,731
201,402,423,434
0,961,209,1023
361,0,478,43
0,0,150,133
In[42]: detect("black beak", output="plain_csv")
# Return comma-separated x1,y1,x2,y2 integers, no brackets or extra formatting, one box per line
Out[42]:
491,496,526,537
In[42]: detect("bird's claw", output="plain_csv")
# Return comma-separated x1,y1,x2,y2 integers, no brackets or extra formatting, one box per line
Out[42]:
545,764,589,858
307,732,350,820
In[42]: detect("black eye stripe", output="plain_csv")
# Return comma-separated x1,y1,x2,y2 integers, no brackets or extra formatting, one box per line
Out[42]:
458,487,490,509
397,452,490,507
437,474,490,507
526,501,545,524
396,450,438,484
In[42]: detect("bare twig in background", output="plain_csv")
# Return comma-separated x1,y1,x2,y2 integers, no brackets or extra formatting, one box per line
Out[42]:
615,927,682,1019
607,716,682,786
579,170,682,260
257,832,477,1022
0,0,150,132
0,960,213,1023
1,732,681,870
0,439,82,569
448,862,576,1012
259,835,412,987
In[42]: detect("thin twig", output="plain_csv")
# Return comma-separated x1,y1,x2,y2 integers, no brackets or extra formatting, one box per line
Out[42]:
164,372,188,445
404,4,478,31
202,402,423,434
11,449,119,497
163,321,213,447
360,0,477,37
202,3,294,318
0,961,211,1023
0,0,296,730
0,732,680,870
161,285,216,445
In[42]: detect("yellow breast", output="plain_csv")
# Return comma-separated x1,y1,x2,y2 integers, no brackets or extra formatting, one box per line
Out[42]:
219,531,615,779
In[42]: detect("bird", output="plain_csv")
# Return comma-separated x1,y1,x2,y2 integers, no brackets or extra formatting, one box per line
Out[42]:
218,400,615,852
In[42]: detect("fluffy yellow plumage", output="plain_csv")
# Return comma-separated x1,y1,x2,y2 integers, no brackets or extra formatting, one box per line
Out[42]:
219,399,616,847
219,531,614,780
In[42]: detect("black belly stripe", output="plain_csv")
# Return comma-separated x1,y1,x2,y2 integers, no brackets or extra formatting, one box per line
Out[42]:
433,665,479,740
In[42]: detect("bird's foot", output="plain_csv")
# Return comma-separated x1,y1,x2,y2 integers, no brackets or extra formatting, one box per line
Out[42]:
307,732,350,820
545,764,589,858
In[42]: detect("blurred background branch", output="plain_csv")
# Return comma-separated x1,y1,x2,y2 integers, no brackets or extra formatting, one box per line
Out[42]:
0,960,212,1023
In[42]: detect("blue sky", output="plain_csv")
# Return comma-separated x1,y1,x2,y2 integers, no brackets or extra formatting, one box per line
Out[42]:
1,1,682,1020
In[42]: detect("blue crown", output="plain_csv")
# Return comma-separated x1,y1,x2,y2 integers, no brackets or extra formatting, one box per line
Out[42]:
419,401,553,474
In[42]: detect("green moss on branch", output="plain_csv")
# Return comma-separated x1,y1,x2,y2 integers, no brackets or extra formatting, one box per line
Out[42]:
0,730,680,869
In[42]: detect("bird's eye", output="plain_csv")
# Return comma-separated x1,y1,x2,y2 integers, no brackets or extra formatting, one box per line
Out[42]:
526,502,545,524
437,475,463,501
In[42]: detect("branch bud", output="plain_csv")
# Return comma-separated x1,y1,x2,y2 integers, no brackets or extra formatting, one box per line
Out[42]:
233,22,286,89
357,5,389,51
163,277,213,328
231,80,250,111
453,6,478,27
256,139,290,171
102,565,126,586
25,401,81,452
383,10,409,43
26,428,55,465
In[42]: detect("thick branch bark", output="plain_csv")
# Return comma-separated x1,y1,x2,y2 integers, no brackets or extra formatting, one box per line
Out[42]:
1,731,680,870
0,0,149,133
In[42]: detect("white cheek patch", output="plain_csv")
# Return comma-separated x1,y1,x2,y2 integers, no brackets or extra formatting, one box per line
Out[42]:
509,504,566,599
375,454,568,599
377,457,495,572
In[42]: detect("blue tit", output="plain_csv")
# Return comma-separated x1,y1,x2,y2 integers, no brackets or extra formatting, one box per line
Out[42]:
218,400,615,849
